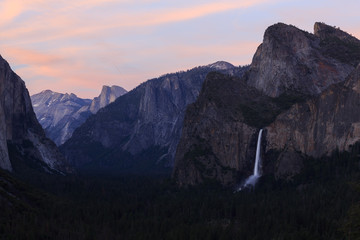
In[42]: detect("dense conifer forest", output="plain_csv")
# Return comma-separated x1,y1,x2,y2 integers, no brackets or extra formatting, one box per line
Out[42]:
1,144,360,239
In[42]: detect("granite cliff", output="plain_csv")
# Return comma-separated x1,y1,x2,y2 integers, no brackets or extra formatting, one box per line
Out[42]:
89,85,127,114
173,73,270,185
173,22,360,186
266,63,360,179
61,62,247,171
0,55,69,173
247,22,357,97
31,85,127,145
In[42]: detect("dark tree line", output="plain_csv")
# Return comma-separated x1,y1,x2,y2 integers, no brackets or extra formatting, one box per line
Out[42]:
1,143,360,239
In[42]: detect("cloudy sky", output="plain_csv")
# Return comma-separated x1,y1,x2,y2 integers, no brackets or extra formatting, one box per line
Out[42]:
1,0,359,98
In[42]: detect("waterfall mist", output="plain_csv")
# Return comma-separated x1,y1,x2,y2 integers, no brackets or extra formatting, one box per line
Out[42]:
237,129,263,191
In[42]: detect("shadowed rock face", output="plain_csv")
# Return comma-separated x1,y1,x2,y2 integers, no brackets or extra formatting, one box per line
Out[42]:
173,73,264,186
266,64,360,160
247,22,359,97
0,55,69,173
31,85,127,145
173,22,360,186
61,63,248,170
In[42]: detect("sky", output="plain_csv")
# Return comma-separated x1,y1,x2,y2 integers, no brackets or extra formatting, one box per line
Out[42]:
0,0,359,98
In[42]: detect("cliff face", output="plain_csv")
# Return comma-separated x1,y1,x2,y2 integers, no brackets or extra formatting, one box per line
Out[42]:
31,85,127,145
266,64,360,160
89,85,127,114
172,71,305,185
247,23,357,97
0,55,69,173
173,73,263,185
173,22,360,186
61,63,248,170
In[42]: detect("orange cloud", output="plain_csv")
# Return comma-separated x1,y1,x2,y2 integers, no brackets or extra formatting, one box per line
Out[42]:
0,0,272,44
0,1,24,26
2,45,127,98
16,59,122,98
5,0,358,100
5,39,257,98
0,0,269,98
3,47,65,65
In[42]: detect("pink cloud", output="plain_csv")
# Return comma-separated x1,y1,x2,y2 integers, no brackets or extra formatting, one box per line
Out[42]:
1,0,358,100
124,0,271,27
3,40,258,98
0,1,24,26
1,0,272,44
2,46,130,98
0,0,269,99
3,47,65,65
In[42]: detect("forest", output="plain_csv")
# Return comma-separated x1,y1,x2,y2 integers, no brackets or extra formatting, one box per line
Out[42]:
1,143,360,240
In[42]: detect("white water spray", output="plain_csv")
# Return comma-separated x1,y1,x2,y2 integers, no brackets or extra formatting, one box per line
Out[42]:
237,129,263,191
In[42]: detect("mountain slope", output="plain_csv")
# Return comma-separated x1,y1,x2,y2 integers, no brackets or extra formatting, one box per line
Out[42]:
61,62,248,171
0,55,69,173
31,91,92,146
173,22,360,186
31,85,127,145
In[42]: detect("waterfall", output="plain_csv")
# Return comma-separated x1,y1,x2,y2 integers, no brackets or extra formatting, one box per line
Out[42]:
253,129,263,177
237,129,263,191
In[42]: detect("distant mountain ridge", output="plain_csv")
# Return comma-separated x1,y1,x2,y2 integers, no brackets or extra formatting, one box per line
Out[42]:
89,85,127,114
61,62,248,172
31,85,127,145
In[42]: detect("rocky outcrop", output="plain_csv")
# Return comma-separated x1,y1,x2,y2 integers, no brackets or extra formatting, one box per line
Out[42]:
61,63,248,171
173,73,264,185
31,85,127,145
89,85,127,114
314,22,360,45
247,22,359,97
173,22,360,186
0,55,69,173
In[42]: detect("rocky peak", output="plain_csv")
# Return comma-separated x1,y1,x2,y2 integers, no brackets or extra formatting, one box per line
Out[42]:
67,93,78,99
31,90,92,145
89,85,127,114
263,23,314,50
32,85,127,146
207,61,235,71
40,89,53,94
314,22,360,44
247,22,359,97
314,22,360,67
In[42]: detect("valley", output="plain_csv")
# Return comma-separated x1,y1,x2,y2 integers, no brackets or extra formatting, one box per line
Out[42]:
0,21,360,239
